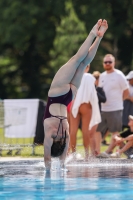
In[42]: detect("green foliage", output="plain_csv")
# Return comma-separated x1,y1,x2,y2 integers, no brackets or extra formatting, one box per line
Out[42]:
0,0,67,99
50,1,87,72
72,0,133,73
49,0,111,74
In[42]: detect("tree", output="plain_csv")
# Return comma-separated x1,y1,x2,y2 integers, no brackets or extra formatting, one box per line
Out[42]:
0,0,66,99
50,0,87,72
72,0,133,73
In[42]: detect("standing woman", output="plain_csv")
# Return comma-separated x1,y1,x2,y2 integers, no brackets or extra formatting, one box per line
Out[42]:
69,65,101,159
43,19,108,171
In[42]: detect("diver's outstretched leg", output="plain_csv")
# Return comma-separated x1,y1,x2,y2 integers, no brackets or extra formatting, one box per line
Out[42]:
70,20,108,88
49,20,103,96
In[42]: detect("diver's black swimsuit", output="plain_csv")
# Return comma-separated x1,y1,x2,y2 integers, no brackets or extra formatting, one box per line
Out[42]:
43,88,73,139
54,116,67,139
43,88,73,120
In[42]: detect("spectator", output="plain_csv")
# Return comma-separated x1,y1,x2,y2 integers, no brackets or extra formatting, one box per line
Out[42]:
69,65,101,159
92,71,108,152
110,115,133,158
122,71,133,130
97,54,129,158
92,71,106,110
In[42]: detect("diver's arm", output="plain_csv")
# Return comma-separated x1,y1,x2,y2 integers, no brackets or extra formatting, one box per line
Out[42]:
44,134,53,171
59,135,70,168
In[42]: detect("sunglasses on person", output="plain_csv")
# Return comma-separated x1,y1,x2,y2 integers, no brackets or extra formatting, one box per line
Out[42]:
103,61,112,64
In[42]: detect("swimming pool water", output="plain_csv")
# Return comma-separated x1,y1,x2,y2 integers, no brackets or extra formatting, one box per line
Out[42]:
0,159,133,200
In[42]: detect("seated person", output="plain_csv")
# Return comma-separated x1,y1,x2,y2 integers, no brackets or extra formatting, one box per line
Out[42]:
122,71,133,130
110,115,133,158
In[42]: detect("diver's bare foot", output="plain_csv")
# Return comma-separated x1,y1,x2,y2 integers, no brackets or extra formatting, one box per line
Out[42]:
91,19,102,37
98,19,108,37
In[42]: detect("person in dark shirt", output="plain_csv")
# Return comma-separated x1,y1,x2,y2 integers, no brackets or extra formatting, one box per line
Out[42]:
110,115,133,158
92,71,108,155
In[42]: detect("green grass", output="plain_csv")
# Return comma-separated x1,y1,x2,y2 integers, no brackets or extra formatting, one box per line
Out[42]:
0,128,119,157
74,129,112,153
0,128,44,157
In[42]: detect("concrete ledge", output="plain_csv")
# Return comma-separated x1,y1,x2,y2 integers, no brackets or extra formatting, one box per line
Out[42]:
0,157,43,161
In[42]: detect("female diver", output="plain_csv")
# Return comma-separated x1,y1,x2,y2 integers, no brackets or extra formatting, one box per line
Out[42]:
43,19,108,171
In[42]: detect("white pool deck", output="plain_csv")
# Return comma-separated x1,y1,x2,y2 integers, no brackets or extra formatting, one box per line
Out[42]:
0,157,43,161
0,156,127,162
